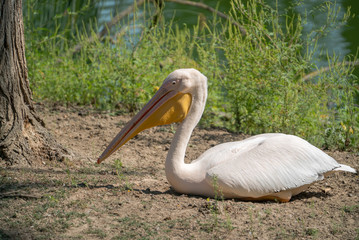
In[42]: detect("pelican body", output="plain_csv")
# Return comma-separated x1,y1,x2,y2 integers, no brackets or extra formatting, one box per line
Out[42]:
98,69,356,202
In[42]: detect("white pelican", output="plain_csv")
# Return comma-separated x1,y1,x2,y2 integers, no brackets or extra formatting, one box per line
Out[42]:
97,69,356,202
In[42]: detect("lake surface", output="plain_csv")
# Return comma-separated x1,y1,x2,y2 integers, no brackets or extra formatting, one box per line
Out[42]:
98,0,358,72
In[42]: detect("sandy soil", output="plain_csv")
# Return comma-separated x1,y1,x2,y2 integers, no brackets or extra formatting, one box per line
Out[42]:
0,104,358,239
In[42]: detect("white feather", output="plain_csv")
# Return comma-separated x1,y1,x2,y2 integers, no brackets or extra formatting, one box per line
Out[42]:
203,134,343,198
334,164,357,173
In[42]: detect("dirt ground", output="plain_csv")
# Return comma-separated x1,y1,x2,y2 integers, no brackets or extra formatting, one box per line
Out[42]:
0,104,358,240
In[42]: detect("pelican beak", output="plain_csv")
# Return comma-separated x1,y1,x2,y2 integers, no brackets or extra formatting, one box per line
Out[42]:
97,86,192,164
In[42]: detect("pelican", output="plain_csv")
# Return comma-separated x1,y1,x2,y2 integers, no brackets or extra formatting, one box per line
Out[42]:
97,69,356,202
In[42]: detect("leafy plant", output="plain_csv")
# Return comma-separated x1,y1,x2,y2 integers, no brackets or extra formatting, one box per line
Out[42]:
25,0,359,150
114,158,132,190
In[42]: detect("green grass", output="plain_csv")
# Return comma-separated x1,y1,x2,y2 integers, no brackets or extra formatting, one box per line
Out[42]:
86,228,107,239
306,227,319,237
25,0,359,150
342,204,359,213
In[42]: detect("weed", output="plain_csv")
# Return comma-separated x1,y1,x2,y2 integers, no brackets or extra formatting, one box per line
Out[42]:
65,169,78,187
306,227,319,237
342,204,359,213
199,175,234,233
330,220,343,235
114,158,133,191
263,208,272,217
210,175,221,227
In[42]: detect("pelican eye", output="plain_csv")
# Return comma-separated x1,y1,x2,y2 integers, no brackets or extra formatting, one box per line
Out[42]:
172,81,176,85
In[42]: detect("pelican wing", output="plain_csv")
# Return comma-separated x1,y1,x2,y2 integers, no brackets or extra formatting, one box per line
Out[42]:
204,134,340,198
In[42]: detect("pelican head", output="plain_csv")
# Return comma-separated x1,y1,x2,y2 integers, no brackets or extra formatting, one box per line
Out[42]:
97,68,207,163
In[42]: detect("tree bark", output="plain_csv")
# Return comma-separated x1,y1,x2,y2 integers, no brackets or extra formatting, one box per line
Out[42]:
0,0,70,166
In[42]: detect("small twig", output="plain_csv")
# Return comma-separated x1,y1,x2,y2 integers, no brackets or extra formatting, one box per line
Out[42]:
0,192,42,199
150,0,165,28
302,60,359,81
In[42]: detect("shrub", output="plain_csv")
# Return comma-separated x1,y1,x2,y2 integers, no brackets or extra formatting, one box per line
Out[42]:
25,0,358,150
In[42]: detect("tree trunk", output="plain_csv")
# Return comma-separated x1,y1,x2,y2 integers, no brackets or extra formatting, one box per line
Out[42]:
0,0,70,165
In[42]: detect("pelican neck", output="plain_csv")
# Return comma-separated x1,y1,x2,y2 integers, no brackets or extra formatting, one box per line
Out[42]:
164,81,207,185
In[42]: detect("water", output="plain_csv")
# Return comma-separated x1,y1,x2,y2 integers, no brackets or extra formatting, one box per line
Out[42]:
97,0,359,71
